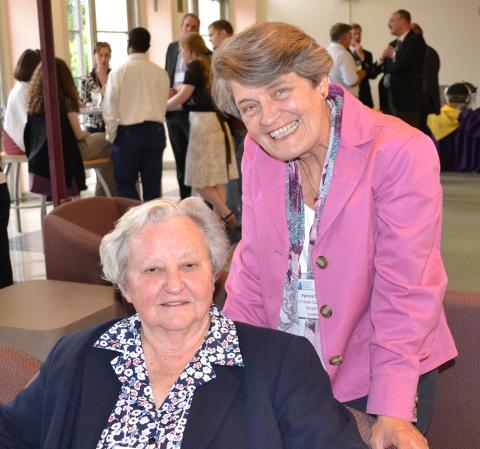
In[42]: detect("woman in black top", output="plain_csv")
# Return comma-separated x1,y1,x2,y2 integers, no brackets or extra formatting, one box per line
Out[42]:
167,32,240,229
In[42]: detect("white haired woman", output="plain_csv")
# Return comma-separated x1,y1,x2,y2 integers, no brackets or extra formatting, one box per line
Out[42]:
211,21,457,449
0,197,366,449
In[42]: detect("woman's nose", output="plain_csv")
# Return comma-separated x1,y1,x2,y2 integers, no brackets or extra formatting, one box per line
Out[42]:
164,269,183,293
260,100,280,127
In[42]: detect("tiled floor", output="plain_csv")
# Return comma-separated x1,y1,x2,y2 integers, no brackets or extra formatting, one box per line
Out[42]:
7,167,182,283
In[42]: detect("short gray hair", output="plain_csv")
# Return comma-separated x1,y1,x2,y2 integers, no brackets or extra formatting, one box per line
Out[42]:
211,21,333,118
100,197,229,285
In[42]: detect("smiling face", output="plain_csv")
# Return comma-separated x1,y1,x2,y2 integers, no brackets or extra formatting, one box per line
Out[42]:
120,216,215,338
230,72,330,162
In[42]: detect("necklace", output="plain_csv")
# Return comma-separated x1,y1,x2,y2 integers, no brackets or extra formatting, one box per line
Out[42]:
299,160,320,203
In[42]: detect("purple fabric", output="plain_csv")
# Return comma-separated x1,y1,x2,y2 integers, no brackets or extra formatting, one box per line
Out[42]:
432,108,480,172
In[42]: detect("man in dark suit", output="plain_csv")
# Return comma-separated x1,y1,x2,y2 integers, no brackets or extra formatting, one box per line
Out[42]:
378,10,426,129
411,22,441,133
350,23,376,108
165,13,200,199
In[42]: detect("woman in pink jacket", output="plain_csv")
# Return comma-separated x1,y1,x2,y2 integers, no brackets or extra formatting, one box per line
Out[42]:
211,22,457,449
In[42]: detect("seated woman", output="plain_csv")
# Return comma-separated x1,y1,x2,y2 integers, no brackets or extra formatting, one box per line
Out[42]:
167,32,240,230
2,49,40,154
0,197,366,449
24,58,115,196
80,41,112,133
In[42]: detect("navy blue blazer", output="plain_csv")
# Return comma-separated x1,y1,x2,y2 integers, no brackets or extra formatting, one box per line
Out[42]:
0,319,367,449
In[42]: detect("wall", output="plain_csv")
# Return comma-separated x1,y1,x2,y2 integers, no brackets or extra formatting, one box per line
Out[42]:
229,0,257,33
257,0,480,108
1,0,69,94
142,0,174,67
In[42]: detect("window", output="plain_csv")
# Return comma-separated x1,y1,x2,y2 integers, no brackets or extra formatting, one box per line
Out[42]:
189,0,229,50
67,0,137,87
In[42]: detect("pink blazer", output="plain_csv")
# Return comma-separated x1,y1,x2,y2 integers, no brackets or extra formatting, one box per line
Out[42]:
224,88,457,421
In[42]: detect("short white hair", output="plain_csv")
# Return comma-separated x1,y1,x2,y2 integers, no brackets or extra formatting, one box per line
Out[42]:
100,197,229,285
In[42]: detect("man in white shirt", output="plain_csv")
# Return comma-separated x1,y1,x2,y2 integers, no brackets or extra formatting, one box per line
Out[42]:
103,27,169,200
327,23,364,98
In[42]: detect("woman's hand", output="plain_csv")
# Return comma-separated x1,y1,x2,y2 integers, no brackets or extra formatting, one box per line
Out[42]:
370,416,428,449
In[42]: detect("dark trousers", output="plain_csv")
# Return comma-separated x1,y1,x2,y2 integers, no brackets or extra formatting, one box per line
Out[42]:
344,368,439,434
386,89,422,129
112,121,166,201
166,110,191,199
0,183,13,289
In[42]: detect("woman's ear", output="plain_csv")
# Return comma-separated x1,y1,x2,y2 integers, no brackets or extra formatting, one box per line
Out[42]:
318,76,329,99
118,283,133,304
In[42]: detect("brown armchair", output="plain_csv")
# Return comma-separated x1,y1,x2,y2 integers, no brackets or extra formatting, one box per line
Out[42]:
43,196,140,284
0,343,41,404
43,196,141,316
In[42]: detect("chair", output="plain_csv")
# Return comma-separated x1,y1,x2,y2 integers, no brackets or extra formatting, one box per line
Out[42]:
0,343,41,404
83,157,113,197
43,196,141,286
426,290,480,449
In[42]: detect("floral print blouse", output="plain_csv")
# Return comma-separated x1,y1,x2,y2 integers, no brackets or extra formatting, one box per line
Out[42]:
80,68,109,132
93,305,244,449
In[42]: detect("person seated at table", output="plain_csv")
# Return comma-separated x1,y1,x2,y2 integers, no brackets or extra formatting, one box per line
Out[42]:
0,197,367,449
80,41,112,133
2,49,40,154
24,58,115,196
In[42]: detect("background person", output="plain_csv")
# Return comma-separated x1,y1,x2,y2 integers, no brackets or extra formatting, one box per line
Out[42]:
25,58,115,196
103,27,169,200
209,19,246,224
80,41,112,133
2,49,40,154
165,13,200,199
377,9,426,129
350,23,376,108
0,197,367,449
411,23,441,133
212,21,457,449
167,32,239,230
327,23,365,98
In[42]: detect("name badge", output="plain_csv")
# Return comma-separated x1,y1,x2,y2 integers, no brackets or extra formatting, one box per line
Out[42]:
297,277,319,320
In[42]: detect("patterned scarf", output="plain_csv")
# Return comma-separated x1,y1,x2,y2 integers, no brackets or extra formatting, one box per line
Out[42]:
279,84,344,335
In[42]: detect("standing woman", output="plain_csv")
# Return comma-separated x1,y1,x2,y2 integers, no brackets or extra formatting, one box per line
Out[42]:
167,32,239,229
2,49,40,153
212,22,457,449
80,42,112,133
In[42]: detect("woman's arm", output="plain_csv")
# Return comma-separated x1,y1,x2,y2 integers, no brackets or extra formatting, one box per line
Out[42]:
167,84,195,109
366,132,449,449
67,111,90,141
